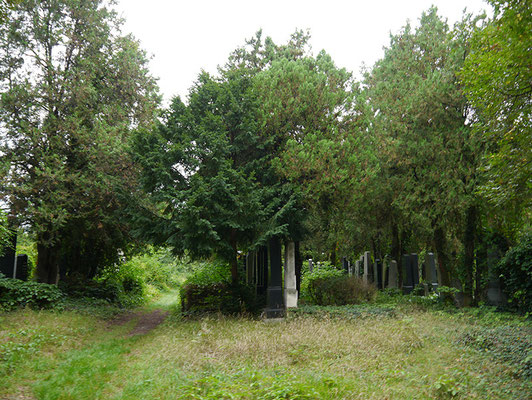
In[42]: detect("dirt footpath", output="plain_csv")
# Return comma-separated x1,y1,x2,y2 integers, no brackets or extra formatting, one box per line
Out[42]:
109,309,169,337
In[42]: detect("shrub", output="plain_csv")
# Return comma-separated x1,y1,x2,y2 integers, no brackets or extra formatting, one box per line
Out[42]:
180,260,262,315
495,232,532,313
181,281,261,315
60,272,145,308
0,274,64,310
301,267,377,306
118,248,183,291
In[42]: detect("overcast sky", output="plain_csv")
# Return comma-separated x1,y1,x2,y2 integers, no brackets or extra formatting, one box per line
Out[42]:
114,0,490,104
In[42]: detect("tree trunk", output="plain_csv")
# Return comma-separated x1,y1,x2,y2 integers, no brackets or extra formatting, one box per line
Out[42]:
463,205,477,302
330,246,337,267
433,226,451,287
230,229,238,284
36,241,60,284
475,238,488,306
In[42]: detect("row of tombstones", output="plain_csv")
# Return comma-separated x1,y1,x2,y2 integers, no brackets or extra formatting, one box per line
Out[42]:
308,252,439,293
0,233,29,281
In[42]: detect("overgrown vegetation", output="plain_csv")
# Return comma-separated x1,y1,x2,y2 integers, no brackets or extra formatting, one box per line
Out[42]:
495,232,532,313
179,260,263,315
0,274,63,310
1,296,530,399
301,265,377,305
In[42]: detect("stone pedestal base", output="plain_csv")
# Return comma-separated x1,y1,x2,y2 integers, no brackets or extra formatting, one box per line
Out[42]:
265,286,285,318
284,288,298,308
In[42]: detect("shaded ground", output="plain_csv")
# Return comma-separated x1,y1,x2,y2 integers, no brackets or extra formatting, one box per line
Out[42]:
108,290,175,336
127,309,169,336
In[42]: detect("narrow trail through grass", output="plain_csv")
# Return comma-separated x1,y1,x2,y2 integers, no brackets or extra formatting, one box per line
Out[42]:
0,289,180,400
30,289,180,400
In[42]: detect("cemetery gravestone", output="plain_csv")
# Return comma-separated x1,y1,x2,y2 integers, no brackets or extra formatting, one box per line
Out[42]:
387,260,398,288
426,252,438,291
485,250,506,306
0,233,17,279
284,242,298,308
342,257,349,273
15,255,28,281
411,254,420,287
266,237,285,318
402,254,414,294
375,259,383,289
363,251,371,283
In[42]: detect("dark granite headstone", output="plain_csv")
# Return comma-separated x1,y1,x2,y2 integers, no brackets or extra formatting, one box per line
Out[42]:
375,259,383,289
0,233,17,278
342,257,349,273
266,237,285,318
411,253,419,286
426,252,438,291
15,254,29,281
402,254,413,294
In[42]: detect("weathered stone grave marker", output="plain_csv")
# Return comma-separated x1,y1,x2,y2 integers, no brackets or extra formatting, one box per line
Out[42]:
387,260,398,288
284,241,298,308
363,251,371,283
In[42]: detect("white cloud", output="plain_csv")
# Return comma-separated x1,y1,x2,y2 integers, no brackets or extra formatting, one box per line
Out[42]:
114,0,489,104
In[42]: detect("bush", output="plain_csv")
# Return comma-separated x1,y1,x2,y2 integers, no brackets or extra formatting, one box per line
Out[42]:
59,275,122,303
495,232,532,313
180,260,262,315
0,274,64,310
118,248,183,291
301,266,377,306
181,281,261,315
60,272,145,308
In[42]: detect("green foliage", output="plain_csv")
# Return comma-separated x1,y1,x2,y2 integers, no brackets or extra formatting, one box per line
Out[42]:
59,249,182,307
0,0,159,283
115,248,182,291
179,260,261,315
461,0,532,228
14,232,37,276
0,274,64,310
363,7,485,286
61,267,146,308
301,266,376,306
495,232,532,312
460,325,532,379
0,210,11,256
59,277,123,304
182,259,232,286
180,281,261,316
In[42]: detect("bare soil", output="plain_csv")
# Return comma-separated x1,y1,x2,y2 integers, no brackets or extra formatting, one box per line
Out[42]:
108,309,169,337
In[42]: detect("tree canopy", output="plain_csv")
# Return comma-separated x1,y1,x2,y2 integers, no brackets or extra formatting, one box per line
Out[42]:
0,0,159,283
461,0,531,235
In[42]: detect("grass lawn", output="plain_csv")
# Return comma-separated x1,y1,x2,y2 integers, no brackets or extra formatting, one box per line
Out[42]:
0,292,530,399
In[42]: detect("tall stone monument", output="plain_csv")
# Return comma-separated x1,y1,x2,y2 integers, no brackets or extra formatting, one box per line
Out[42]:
387,260,398,288
363,251,371,283
284,241,298,308
266,237,284,318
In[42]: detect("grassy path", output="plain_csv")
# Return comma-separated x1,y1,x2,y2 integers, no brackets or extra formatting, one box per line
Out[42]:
0,290,179,400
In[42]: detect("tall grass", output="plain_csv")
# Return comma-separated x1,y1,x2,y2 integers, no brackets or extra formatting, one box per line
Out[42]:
1,298,530,399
